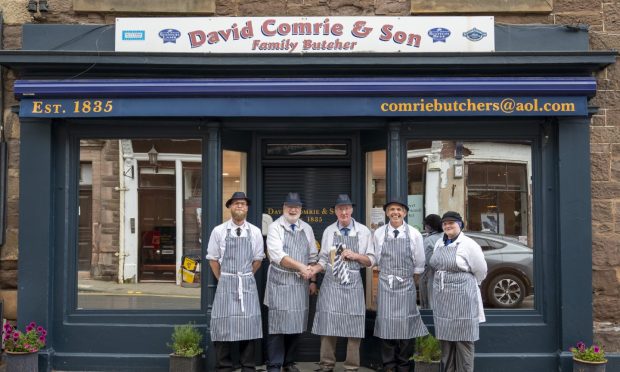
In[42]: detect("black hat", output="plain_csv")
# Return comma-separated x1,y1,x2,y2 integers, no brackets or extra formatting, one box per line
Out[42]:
441,211,463,223
284,192,303,207
225,191,251,208
383,199,409,212
335,194,354,207
424,214,443,232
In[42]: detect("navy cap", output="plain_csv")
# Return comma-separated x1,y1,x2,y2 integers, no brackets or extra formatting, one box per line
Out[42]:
334,194,354,207
383,199,409,212
284,192,303,207
441,211,463,223
225,191,251,208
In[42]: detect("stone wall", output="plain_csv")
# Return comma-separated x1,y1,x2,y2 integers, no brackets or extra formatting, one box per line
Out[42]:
0,0,617,351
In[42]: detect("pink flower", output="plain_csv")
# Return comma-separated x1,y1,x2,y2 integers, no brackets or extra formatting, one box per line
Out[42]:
26,325,33,332
28,322,36,328
39,336,46,343
37,326,44,332
594,346,600,353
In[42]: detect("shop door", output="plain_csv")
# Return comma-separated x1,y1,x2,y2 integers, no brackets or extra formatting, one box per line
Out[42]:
263,166,351,362
138,189,176,281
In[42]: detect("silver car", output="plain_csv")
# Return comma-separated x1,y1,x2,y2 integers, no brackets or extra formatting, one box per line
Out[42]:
467,232,534,309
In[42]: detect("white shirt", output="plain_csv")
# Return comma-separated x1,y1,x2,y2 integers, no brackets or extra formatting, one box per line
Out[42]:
318,218,375,269
206,219,265,264
373,223,425,275
266,215,318,265
433,232,488,322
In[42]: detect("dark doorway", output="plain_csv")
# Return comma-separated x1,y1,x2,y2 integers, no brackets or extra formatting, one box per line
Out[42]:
263,165,352,362
138,189,176,281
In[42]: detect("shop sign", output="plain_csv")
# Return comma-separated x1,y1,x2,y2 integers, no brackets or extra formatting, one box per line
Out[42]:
115,16,494,53
20,96,587,118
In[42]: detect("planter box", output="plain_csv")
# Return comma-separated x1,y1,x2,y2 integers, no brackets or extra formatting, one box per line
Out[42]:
573,357,607,372
169,354,201,372
414,360,440,372
5,351,38,372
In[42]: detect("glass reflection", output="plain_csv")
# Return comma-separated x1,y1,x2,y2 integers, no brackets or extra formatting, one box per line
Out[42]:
77,139,202,310
407,140,534,310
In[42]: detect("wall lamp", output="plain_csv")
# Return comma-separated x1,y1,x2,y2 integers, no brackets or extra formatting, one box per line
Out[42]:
27,0,49,13
148,145,159,173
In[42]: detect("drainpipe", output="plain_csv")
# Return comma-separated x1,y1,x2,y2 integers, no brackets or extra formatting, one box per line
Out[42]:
0,12,6,247
117,141,126,283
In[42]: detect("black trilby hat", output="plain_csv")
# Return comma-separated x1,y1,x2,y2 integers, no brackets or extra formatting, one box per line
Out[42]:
334,194,354,207
225,191,251,208
284,192,303,207
383,199,409,212
441,211,463,223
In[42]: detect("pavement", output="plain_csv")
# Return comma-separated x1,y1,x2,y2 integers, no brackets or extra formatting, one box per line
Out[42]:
78,278,201,297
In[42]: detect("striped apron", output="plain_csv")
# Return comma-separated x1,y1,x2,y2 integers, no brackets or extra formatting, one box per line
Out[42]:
374,226,428,340
210,229,262,342
266,227,311,334
312,232,365,338
429,242,480,342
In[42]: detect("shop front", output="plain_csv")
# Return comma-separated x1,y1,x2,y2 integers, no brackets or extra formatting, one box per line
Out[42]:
0,16,615,371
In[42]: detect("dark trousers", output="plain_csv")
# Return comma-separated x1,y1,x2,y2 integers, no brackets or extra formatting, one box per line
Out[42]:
381,338,413,372
440,340,475,372
214,340,256,372
266,333,301,372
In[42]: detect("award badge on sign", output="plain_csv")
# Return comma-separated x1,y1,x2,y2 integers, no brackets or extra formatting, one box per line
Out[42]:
331,243,351,285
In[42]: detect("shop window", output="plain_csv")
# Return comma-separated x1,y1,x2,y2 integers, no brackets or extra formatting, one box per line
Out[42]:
365,150,386,311
222,150,247,224
407,140,534,311
77,139,202,310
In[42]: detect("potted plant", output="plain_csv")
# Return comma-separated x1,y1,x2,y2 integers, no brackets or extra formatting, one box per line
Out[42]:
570,341,607,372
412,334,441,372
2,321,47,372
168,322,203,372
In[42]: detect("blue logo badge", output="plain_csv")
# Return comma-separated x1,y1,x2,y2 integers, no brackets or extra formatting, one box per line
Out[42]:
428,28,451,43
159,29,181,44
462,28,487,42
122,30,145,41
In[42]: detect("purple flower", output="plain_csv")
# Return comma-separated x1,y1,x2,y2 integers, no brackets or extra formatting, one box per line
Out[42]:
42,330,47,336
26,325,33,332
39,336,46,342
12,331,20,340
594,346,600,353
28,322,36,328
577,341,586,351
37,326,44,333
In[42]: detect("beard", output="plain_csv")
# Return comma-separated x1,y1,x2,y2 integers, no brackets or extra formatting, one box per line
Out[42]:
283,212,299,224
231,209,247,221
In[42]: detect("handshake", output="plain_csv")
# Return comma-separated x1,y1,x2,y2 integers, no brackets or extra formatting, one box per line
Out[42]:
298,263,321,280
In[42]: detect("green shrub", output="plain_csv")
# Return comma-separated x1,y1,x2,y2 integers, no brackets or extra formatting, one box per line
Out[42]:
413,334,441,363
168,323,203,357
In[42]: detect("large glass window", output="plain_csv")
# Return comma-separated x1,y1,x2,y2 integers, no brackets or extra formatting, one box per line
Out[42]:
365,150,386,311
407,140,534,310
222,150,247,223
77,139,202,310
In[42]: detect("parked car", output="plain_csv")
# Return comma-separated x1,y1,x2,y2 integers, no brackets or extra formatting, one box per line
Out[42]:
467,232,534,309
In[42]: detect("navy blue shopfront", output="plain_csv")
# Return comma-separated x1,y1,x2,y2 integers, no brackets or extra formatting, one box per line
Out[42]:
0,23,616,372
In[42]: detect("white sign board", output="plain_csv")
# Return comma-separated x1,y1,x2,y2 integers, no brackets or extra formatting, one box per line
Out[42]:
115,16,494,53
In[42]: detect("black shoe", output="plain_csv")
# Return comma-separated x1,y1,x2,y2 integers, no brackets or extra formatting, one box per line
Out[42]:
284,365,301,372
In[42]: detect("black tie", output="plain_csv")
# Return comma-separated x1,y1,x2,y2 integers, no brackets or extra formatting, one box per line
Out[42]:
341,227,350,236
236,227,241,237
290,224,296,231
393,229,399,238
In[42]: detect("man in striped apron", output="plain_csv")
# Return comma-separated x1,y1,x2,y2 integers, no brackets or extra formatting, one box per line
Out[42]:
310,194,375,372
429,211,487,372
206,192,265,372
373,199,428,372
265,192,317,372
